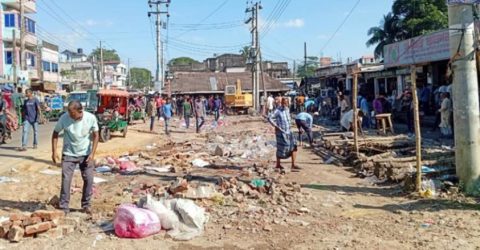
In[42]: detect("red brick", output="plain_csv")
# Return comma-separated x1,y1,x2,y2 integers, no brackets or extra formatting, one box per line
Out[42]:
25,222,51,235
9,213,28,222
22,216,42,227
7,226,24,242
0,225,10,238
31,210,65,221
11,220,22,227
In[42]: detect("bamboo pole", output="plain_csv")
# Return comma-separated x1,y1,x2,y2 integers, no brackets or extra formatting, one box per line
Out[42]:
410,65,422,192
352,73,359,156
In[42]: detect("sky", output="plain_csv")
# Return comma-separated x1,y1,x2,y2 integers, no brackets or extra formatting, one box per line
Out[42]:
35,0,395,72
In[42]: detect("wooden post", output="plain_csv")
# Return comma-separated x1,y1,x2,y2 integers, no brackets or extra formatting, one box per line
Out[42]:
410,65,422,192
352,73,359,156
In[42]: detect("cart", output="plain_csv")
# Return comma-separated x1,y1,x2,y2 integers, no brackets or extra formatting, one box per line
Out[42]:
96,89,129,143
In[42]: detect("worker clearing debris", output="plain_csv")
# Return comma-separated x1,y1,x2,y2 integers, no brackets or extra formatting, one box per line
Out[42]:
268,97,299,172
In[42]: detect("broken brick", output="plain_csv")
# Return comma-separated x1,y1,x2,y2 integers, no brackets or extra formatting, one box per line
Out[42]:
49,218,63,228
0,223,10,238
7,226,24,242
168,178,189,194
22,216,42,227
12,220,22,227
9,213,28,222
32,210,65,221
25,222,51,235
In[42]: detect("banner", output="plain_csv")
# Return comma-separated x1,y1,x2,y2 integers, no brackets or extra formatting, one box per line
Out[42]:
384,30,450,68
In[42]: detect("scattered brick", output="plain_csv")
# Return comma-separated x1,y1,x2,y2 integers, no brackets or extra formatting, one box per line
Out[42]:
59,225,74,236
12,221,22,227
7,226,24,242
22,217,42,227
9,213,28,222
24,222,51,235
31,210,65,221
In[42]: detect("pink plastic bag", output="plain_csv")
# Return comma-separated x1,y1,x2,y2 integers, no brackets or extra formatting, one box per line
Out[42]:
114,204,161,238
120,161,137,172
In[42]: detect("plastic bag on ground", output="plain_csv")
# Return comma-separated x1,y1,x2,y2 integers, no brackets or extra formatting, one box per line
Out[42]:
140,194,180,230
114,204,161,238
119,161,137,172
191,159,209,168
166,199,208,241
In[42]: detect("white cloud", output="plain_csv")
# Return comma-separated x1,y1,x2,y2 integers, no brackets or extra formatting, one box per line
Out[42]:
258,17,305,30
83,19,114,28
284,18,304,28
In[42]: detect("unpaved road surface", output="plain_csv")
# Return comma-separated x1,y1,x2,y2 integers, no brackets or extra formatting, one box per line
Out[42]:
0,116,478,250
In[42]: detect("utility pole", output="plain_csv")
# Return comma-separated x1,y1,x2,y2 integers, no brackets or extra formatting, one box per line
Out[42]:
293,60,296,89
37,42,43,83
127,58,131,89
246,2,262,111
99,41,104,88
304,42,307,73
447,2,480,195
148,0,170,93
12,30,17,87
20,0,26,71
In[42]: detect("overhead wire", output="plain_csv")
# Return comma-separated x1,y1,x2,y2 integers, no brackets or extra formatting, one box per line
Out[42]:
319,0,361,54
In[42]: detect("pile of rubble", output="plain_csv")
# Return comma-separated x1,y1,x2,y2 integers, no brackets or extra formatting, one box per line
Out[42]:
316,132,456,190
0,210,77,242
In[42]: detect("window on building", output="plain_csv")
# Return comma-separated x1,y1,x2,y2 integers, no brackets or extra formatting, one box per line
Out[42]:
4,13,15,28
52,63,58,73
42,61,51,72
25,18,35,34
5,51,13,65
27,53,35,67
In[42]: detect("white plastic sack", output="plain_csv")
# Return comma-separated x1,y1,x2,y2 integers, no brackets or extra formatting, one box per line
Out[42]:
191,159,209,168
174,199,206,229
141,194,180,230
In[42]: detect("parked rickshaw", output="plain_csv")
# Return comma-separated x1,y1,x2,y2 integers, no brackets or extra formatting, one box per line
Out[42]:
127,92,146,124
96,89,129,142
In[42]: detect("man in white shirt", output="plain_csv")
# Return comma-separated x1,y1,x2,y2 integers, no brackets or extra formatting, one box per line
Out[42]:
340,109,364,132
267,95,275,114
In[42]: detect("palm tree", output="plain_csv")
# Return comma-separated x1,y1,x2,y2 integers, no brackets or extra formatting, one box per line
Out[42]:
366,13,403,59
239,46,250,61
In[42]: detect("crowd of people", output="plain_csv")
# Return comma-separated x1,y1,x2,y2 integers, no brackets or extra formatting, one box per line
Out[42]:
143,94,224,134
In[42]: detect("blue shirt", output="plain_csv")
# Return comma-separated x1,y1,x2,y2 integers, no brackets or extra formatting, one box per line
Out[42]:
269,106,291,133
214,99,222,110
24,98,40,123
295,112,313,128
163,104,173,118
359,97,369,115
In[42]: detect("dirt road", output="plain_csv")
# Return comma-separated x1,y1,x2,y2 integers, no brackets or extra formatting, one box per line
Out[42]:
0,116,478,250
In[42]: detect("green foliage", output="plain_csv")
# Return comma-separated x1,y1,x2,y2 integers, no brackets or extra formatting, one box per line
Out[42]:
168,57,200,66
129,68,152,89
366,13,403,58
367,0,448,59
89,47,121,62
239,46,250,61
297,56,319,78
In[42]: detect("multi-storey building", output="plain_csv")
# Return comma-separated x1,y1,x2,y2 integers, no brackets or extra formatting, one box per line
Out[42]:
0,0,37,88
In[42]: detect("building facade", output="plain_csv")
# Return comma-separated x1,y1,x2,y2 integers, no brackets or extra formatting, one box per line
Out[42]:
0,0,37,87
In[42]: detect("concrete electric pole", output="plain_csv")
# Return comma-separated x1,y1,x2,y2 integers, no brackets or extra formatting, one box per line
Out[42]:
246,2,262,111
148,0,170,94
447,1,480,195
20,0,26,71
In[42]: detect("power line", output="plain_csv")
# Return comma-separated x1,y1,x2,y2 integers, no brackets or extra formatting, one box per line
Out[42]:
173,0,229,39
319,0,361,54
260,0,291,38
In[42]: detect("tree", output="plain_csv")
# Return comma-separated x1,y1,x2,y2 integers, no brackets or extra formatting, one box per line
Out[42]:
88,47,121,62
392,0,448,38
129,68,152,89
297,56,319,78
168,57,199,66
366,0,448,59
366,13,403,58
239,46,251,61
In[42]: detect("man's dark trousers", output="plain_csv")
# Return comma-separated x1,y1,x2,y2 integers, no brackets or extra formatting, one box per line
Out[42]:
60,155,94,211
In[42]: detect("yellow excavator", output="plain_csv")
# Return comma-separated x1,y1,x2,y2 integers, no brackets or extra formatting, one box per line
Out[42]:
224,79,253,115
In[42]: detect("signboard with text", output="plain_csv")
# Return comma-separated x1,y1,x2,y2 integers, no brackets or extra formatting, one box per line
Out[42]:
384,30,450,68
447,0,480,4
